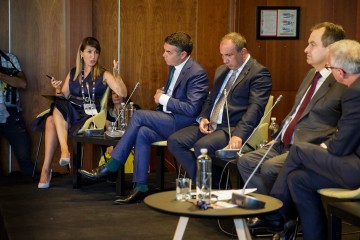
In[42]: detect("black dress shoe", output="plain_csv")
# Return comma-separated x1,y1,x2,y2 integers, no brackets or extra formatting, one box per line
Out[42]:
277,219,297,240
113,188,148,204
78,164,113,181
247,217,284,232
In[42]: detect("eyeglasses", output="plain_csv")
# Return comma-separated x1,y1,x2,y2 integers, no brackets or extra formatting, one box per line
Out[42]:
325,64,347,74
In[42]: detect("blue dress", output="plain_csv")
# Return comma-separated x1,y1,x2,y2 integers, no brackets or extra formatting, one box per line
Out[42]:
32,67,108,136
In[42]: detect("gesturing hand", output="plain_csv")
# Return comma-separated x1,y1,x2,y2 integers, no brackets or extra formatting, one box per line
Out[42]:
51,78,62,88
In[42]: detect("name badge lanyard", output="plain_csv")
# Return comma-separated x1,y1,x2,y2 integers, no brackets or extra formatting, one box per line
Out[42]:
80,70,98,115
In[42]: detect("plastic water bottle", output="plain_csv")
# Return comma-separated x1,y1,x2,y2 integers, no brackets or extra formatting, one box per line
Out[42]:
268,117,279,138
196,148,212,204
127,102,136,124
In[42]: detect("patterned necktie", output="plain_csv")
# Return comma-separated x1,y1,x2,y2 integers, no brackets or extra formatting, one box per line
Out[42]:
209,70,237,130
282,72,321,147
156,67,175,111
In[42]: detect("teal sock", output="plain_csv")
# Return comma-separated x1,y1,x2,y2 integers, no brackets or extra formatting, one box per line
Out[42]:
105,157,120,172
135,183,148,192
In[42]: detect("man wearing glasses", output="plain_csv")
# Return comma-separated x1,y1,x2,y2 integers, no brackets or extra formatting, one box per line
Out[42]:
238,22,346,196
252,39,360,240
241,21,347,237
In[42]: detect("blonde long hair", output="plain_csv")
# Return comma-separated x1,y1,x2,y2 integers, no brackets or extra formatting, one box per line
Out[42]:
73,37,104,81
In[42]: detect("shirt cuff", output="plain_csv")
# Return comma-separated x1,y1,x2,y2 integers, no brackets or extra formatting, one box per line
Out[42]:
159,94,170,108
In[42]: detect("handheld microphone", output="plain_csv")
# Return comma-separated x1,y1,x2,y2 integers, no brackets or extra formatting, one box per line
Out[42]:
232,116,293,209
237,95,283,156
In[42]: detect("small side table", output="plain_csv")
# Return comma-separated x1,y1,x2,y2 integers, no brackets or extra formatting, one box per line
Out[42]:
144,191,283,239
72,135,125,195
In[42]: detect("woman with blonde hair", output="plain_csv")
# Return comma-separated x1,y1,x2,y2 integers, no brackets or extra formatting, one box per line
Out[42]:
34,37,127,188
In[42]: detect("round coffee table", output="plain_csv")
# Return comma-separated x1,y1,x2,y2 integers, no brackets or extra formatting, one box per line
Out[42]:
144,191,283,239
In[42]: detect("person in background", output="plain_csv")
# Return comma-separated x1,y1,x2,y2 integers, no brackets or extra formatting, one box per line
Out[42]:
237,22,346,195
79,32,209,204
167,32,272,186
33,37,127,188
99,90,133,176
0,49,33,176
248,39,360,240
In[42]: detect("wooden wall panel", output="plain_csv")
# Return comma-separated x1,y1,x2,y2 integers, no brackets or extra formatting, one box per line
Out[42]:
0,0,92,174
0,0,9,50
197,0,230,85
93,0,200,111
358,0,360,40
236,0,359,123
0,0,67,174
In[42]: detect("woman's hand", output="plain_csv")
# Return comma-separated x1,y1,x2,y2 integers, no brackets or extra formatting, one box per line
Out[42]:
51,78,62,88
113,60,119,71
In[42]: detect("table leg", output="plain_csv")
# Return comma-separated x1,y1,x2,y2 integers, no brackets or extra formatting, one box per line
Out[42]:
233,218,252,240
156,145,165,190
328,212,342,240
116,164,125,196
73,141,82,189
173,216,189,240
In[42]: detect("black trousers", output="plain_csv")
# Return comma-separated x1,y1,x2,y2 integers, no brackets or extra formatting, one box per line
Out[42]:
0,107,33,176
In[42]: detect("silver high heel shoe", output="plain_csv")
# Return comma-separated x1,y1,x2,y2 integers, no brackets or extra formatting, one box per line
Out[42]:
59,155,71,167
38,170,52,189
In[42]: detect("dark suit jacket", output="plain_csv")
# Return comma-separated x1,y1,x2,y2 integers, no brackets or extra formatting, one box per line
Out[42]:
271,78,360,236
199,57,272,141
276,69,347,144
166,57,209,129
327,77,360,158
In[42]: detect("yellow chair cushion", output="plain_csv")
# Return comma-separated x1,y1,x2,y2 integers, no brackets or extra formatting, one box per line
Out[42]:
318,187,360,199
151,140,167,147
78,110,106,134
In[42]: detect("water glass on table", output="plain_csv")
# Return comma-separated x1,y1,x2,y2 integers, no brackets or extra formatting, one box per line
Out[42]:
176,178,192,201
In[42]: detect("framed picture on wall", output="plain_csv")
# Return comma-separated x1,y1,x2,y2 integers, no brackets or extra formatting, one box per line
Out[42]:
256,6,300,40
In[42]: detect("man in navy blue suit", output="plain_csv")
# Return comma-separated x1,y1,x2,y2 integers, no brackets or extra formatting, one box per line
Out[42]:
168,32,272,184
79,32,209,204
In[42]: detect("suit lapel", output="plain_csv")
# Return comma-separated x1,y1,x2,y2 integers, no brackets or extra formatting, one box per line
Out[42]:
307,74,335,107
295,71,314,106
231,58,254,91
300,72,336,120
172,58,193,91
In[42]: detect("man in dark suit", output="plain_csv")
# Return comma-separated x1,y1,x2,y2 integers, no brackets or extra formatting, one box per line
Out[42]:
237,22,346,194
167,32,272,183
79,32,209,203
249,39,360,240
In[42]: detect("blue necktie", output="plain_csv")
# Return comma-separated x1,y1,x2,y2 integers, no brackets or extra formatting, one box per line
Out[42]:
157,67,175,111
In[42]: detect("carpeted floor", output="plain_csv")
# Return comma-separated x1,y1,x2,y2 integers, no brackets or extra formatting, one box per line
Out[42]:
0,172,359,240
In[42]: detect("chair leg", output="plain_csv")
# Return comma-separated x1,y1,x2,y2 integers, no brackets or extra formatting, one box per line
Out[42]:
32,131,44,179
292,217,300,240
156,146,165,190
8,144,12,174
